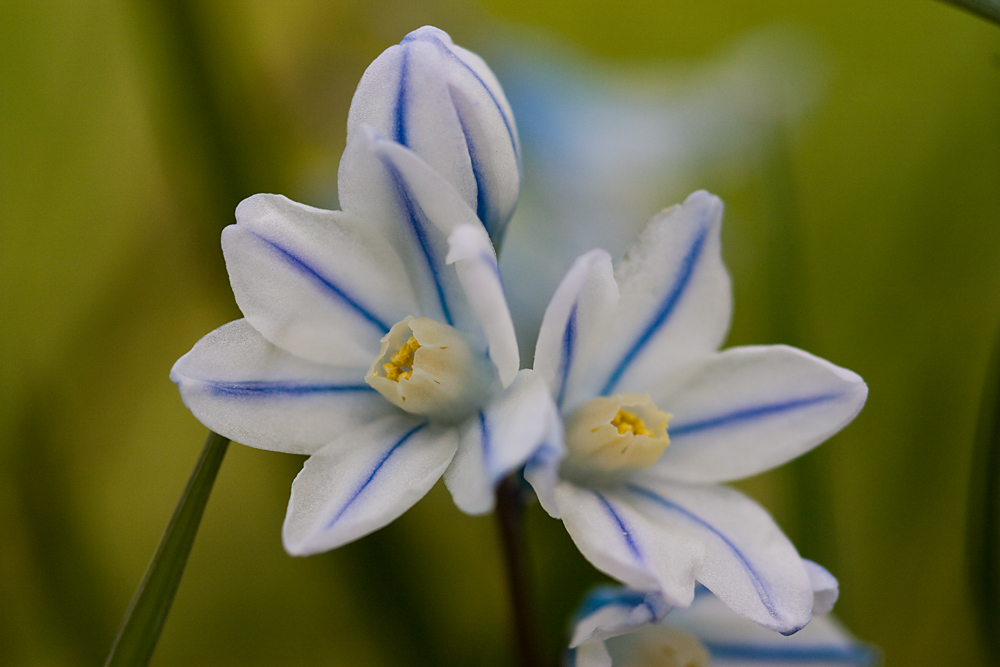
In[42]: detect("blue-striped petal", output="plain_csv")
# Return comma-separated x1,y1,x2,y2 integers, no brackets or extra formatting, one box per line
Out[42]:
444,369,562,514
224,194,419,367
553,482,704,605
533,249,617,411
446,223,519,387
667,593,877,667
583,589,875,667
282,415,457,555
338,125,487,344
569,586,671,648
171,319,394,455
642,345,868,484
576,191,731,401
348,26,521,244
621,481,813,635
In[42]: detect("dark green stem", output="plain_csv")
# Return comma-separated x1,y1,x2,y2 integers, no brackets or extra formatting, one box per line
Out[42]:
968,325,1000,665
105,431,229,667
937,0,1000,26
495,474,541,667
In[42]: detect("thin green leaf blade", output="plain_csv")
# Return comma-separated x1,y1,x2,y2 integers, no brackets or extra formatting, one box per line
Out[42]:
105,431,229,667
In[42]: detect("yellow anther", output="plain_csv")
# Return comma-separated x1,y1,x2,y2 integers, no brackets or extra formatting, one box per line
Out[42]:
383,336,420,382
610,409,652,436
565,393,672,473
367,316,497,424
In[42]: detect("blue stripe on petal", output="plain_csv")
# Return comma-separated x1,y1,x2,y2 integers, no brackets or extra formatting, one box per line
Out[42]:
669,394,843,438
248,231,390,334
326,422,429,529
600,216,712,396
450,86,497,234
573,585,652,623
478,410,500,484
704,641,877,664
555,303,578,409
594,491,644,562
378,155,453,325
205,380,374,398
393,46,410,146
625,484,782,625
413,32,521,168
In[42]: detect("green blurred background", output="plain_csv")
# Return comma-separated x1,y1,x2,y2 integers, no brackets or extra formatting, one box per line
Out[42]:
2,1,999,665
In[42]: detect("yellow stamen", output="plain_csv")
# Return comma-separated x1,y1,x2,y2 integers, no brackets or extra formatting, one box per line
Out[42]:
382,336,420,382
609,408,652,436
565,393,672,473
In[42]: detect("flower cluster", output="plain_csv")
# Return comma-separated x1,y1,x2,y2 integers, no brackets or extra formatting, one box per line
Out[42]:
171,25,868,662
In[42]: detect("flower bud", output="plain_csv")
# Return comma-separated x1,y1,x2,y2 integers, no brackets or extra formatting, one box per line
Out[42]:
348,26,521,245
367,316,497,424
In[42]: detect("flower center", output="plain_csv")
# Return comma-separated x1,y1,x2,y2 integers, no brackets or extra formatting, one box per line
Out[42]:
617,626,710,667
366,316,496,424
383,336,419,381
610,409,652,436
564,393,671,473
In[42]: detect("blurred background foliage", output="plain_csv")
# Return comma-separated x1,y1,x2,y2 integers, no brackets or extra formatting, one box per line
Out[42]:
2,1,1000,665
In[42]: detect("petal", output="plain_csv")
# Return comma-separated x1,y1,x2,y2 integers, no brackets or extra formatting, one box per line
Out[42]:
583,191,732,398
282,415,457,555
668,593,877,666
533,249,617,411
621,481,813,635
645,345,868,484
338,125,486,344
446,223,519,386
170,319,393,454
569,586,671,648
570,640,612,667
553,482,704,605
224,193,418,366
444,370,563,514
804,560,839,615
348,26,521,243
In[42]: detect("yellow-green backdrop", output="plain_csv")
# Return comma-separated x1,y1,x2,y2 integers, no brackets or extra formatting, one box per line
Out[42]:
2,1,998,665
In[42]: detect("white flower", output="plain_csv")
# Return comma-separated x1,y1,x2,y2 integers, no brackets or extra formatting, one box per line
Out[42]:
568,579,876,667
525,190,868,634
170,30,556,556
349,26,521,244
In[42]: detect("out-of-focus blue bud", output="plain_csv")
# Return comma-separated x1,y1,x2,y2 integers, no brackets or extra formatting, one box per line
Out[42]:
348,26,521,245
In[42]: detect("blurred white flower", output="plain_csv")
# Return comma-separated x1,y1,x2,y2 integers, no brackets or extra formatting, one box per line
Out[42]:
568,583,876,667
493,27,825,356
525,191,867,634
171,28,557,556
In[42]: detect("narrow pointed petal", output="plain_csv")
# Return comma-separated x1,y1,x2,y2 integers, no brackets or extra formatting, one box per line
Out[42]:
446,223,519,386
569,586,671,648
339,125,486,342
445,370,563,514
621,481,813,634
224,194,418,366
586,191,732,398
645,345,867,484
170,320,392,454
667,593,877,666
804,560,839,615
533,249,617,411
282,416,457,555
348,26,521,243
553,482,704,605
